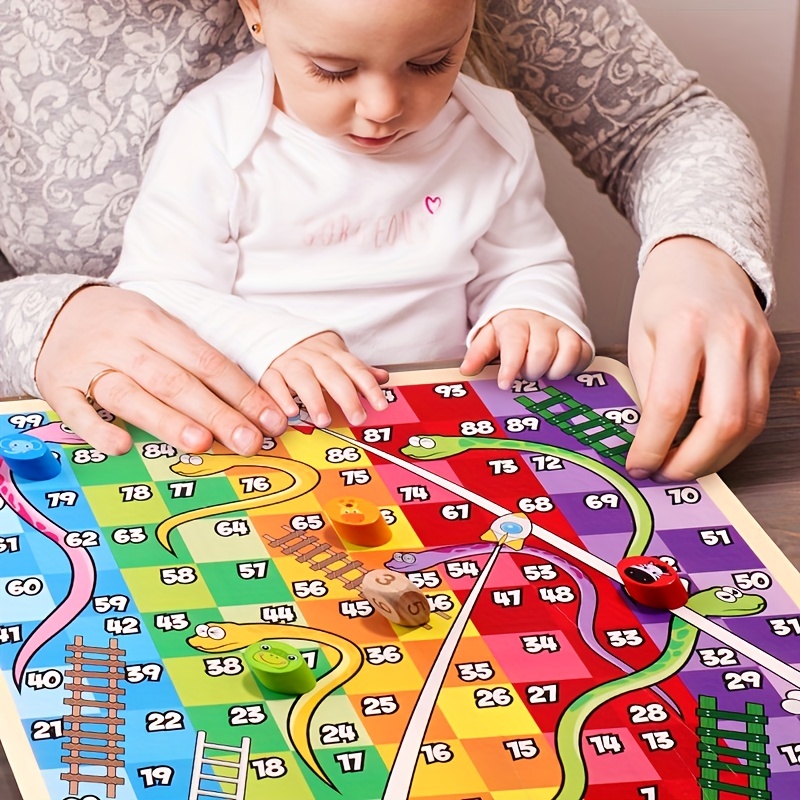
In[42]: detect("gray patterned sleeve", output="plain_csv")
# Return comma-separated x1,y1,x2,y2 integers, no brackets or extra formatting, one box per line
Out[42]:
0,2,255,400
0,274,107,398
484,0,775,309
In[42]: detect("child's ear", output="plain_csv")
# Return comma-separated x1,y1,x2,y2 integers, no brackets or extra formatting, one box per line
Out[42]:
238,0,265,42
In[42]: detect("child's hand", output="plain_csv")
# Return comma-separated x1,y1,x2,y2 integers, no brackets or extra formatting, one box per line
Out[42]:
260,332,389,428
461,309,592,390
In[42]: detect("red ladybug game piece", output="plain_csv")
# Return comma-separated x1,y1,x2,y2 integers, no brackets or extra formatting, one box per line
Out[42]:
617,555,689,609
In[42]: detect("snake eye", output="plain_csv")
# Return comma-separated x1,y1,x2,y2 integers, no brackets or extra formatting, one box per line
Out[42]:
715,589,738,603
180,454,192,463
195,624,210,637
419,437,436,449
261,644,271,651
207,626,225,640
288,655,297,661
190,455,203,465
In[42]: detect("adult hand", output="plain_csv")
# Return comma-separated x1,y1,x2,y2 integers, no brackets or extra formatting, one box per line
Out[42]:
461,308,593,389
35,285,293,456
260,331,389,428
627,236,779,481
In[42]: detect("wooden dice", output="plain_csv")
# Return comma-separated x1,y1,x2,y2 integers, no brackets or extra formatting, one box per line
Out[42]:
360,569,430,627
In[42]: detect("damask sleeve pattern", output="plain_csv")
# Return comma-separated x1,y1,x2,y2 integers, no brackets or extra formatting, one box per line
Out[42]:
0,1,255,396
0,0,777,402
0,274,107,398
484,0,774,309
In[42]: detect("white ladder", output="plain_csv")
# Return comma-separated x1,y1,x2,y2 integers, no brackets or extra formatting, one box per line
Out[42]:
188,731,251,800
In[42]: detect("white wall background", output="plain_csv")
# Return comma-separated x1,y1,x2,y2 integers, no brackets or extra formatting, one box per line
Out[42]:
534,0,800,347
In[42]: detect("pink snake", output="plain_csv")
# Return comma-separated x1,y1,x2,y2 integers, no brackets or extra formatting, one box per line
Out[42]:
0,423,94,689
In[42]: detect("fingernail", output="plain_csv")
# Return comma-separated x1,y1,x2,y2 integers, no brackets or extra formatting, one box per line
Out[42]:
260,408,282,432
315,413,331,428
232,425,259,454
351,409,367,425
182,424,208,451
651,472,674,484
627,468,651,481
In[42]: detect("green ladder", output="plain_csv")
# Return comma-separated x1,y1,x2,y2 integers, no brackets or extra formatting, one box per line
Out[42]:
696,695,771,799
515,387,634,465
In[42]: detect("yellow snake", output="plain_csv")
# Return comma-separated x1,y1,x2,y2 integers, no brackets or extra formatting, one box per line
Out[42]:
188,620,363,787
156,453,321,554
163,454,364,787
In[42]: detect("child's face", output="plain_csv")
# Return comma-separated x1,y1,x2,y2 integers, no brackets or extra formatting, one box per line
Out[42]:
250,0,476,154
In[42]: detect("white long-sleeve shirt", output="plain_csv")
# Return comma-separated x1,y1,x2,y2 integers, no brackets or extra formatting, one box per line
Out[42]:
1,1,775,399
112,49,591,380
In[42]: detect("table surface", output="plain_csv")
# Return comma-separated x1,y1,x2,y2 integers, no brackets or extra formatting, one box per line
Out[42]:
1,332,798,798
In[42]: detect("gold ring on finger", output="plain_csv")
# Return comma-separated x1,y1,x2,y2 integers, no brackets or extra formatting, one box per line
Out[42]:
85,368,119,407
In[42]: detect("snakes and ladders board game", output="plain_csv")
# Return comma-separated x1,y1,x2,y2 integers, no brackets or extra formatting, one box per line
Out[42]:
1,358,800,800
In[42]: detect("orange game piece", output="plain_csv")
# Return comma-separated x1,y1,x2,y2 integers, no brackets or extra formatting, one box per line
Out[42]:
360,568,431,627
617,555,689,609
324,496,392,547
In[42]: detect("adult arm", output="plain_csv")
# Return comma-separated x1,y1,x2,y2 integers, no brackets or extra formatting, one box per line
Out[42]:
484,0,778,478
0,273,105,398
0,263,290,457
0,3,292,456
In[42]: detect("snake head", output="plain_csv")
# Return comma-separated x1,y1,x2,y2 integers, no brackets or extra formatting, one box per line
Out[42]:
687,586,766,618
170,453,247,477
171,454,206,476
400,435,451,460
187,622,233,651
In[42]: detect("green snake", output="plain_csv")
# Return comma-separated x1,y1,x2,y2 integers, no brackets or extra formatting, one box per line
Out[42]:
400,433,654,558
400,434,768,800
553,587,765,799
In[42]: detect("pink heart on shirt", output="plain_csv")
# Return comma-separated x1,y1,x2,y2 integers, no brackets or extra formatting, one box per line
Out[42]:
425,196,442,214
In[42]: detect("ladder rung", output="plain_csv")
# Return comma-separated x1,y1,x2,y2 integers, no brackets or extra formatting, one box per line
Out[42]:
202,757,242,767
202,743,243,753
199,774,238,784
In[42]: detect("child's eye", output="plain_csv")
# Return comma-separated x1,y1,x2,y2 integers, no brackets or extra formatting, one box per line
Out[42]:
307,62,355,83
407,53,456,76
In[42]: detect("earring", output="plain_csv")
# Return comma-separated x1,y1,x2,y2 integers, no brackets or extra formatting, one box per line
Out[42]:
251,22,261,34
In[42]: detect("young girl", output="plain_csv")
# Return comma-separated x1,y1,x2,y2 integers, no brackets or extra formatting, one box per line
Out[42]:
111,0,593,429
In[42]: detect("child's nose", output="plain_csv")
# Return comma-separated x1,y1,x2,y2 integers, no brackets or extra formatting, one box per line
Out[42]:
355,75,403,124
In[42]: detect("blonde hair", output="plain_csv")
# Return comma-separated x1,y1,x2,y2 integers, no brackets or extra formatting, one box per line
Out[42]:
255,0,510,87
467,2,509,87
